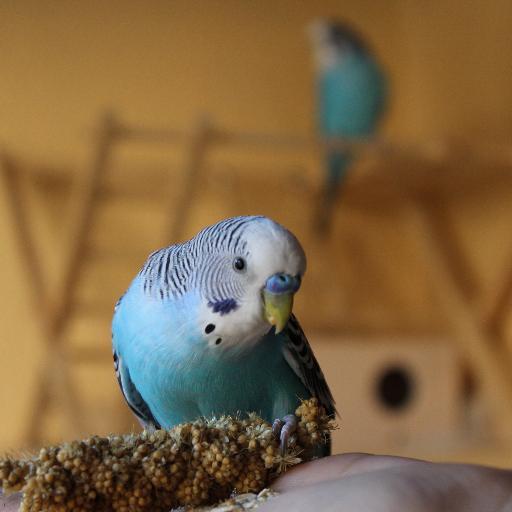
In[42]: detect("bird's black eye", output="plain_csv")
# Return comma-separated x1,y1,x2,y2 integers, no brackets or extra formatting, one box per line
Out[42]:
233,257,246,272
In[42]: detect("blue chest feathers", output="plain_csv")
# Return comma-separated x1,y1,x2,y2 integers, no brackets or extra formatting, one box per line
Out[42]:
113,281,309,428
142,333,309,427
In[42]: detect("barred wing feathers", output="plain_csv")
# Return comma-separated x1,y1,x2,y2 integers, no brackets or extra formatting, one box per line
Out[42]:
282,315,337,418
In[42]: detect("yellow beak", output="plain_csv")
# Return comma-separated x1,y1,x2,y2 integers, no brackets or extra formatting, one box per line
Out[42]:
262,289,295,334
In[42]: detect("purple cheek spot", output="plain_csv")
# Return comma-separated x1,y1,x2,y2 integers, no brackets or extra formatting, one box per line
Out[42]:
208,298,239,315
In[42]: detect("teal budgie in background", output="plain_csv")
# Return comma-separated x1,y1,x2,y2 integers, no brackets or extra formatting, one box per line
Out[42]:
308,19,388,234
112,216,335,455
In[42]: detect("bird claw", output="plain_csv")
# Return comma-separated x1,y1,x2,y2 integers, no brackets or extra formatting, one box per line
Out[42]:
272,414,298,455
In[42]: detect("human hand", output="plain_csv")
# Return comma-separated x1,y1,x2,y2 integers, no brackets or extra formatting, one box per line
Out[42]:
0,491,20,512
259,453,512,512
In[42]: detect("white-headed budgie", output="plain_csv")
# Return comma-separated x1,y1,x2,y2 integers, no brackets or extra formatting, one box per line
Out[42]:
308,19,388,234
112,216,335,456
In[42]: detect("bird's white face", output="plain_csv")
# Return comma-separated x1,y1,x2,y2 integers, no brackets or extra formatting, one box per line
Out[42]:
307,19,331,47
197,219,306,352
307,19,353,71
307,20,339,71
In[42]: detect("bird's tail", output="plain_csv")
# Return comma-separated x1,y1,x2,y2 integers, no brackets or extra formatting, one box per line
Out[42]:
314,151,352,236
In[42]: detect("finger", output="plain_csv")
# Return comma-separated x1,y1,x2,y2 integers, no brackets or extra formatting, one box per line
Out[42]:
0,491,22,512
261,471,418,512
272,453,423,491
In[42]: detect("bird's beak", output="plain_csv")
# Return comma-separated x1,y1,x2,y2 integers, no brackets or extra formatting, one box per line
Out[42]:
262,273,301,334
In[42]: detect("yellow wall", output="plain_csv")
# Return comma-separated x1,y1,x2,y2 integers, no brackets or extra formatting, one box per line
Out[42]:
2,1,512,165
2,0,397,164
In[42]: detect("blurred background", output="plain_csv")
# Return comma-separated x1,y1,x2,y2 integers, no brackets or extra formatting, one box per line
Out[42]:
1,0,512,468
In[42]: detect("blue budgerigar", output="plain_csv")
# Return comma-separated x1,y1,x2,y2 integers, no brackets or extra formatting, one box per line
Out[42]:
112,216,335,455
308,19,388,234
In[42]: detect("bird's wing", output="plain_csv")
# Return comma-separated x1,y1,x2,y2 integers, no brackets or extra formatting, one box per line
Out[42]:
113,347,161,430
282,314,337,417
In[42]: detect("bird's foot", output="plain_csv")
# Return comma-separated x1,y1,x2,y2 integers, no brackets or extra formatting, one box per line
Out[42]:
272,414,298,455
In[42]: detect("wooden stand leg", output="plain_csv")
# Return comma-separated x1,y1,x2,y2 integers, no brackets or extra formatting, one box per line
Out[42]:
167,115,212,243
408,200,512,443
1,112,118,445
